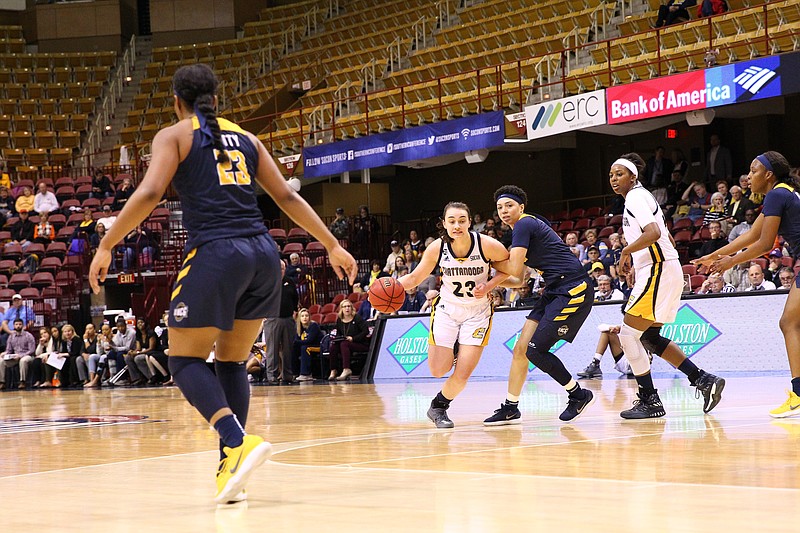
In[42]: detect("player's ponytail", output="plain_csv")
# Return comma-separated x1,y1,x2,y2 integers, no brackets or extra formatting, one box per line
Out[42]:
172,64,229,164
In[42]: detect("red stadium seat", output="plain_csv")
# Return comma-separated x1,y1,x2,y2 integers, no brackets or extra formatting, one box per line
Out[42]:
682,264,697,276
331,294,345,305
310,313,323,324
307,304,321,315
584,207,603,218
673,230,693,245
8,273,31,290
19,286,39,299
689,274,706,292
557,221,574,232
672,218,693,232
282,242,304,256
269,228,287,246
3,243,22,261
321,313,338,325
753,257,767,271
0,288,15,301
320,303,336,315
31,271,55,289
608,215,623,226
590,216,608,229
305,242,325,254
573,218,590,232
598,226,616,239
287,227,309,243
568,208,585,220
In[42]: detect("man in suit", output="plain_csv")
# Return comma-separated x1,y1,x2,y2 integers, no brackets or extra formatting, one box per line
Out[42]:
727,185,754,225
706,134,733,184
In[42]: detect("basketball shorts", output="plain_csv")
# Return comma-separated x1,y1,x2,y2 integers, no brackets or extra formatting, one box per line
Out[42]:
527,275,594,352
624,259,682,324
169,233,282,330
429,298,493,348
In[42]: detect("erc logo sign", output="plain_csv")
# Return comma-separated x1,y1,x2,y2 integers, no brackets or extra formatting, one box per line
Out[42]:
387,320,430,374
661,304,721,357
504,332,566,372
525,90,606,140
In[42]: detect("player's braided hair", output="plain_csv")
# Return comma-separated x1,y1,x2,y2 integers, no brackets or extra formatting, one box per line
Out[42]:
761,151,799,188
438,201,472,243
172,64,229,165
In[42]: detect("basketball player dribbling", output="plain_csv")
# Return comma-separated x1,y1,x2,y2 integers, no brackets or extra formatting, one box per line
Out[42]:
398,202,512,428
88,64,358,503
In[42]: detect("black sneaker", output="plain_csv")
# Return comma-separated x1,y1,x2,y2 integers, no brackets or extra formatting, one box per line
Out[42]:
694,372,725,413
427,406,454,429
559,389,595,422
620,390,666,419
483,402,522,426
577,360,602,379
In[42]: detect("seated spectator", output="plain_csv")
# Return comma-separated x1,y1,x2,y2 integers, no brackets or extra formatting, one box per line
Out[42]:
603,233,623,270
716,179,732,205
15,187,34,214
727,185,754,225
724,261,750,291
740,173,763,206
78,323,98,385
34,181,59,215
745,264,776,292
97,204,117,230
86,324,113,388
583,246,602,271
358,297,379,321
588,261,606,286
399,285,426,313
9,209,34,250
681,181,711,222
47,324,83,389
564,232,584,259
389,256,406,278
0,186,14,220
403,250,418,272
393,264,409,280
594,275,625,302
285,253,308,285
483,218,496,234
777,267,796,291
697,272,736,294
147,312,170,385
697,221,727,258
489,288,509,309
654,0,696,27
697,0,727,18
764,249,784,283
122,225,157,271
108,315,137,385
90,169,114,199
581,229,608,262
123,318,157,386
421,289,440,313
30,326,52,387
384,240,403,273
0,161,11,190
471,213,485,232
354,259,388,292
292,308,322,382
328,300,369,381
577,323,642,379
408,230,422,254
33,211,56,245
329,207,349,239
90,222,107,249
0,318,36,390
702,192,730,230
112,177,134,211
2,295,35,346
72,208,97,238
728,209,756,243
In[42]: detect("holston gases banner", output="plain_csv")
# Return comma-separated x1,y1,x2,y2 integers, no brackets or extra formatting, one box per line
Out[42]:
302,111,505,178
525,89,606,139
372,293,790,380
606,52,800,125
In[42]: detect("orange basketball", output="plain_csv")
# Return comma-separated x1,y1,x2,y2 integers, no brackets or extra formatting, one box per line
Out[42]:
368,277,406,313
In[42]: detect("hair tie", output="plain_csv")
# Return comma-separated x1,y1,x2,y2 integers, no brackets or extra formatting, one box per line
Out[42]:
193,102,215,149
755,154,774,172
497,193,524,205
612,158,639,177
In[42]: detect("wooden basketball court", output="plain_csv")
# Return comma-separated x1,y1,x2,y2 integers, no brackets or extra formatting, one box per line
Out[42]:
1,374,796,532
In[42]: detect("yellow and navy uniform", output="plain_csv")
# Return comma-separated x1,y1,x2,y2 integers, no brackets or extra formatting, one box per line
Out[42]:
762,183,800,289
168,117,282,330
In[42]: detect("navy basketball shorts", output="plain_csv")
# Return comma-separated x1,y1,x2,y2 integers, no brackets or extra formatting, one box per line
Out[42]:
168,233,282,330
526,276,594,352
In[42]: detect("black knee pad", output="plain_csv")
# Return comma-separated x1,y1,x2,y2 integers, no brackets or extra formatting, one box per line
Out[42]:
640,326,670,356
526,343,555,374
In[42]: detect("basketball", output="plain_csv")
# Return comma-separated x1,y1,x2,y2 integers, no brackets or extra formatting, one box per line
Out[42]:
368,277,406,313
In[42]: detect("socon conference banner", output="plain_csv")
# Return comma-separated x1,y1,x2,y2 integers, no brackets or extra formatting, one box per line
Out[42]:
302,111,505,178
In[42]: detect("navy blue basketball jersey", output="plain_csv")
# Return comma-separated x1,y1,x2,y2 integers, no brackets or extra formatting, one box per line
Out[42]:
762,183,800,257
510,213,586,286
172,117,267,249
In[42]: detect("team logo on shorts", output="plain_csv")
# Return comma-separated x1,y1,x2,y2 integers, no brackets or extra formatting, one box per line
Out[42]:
557,325,570,337
173,302,189,323
472,327,487,339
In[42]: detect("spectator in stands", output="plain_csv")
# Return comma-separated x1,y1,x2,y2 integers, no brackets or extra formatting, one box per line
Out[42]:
765,249,784,283
9,209,34,251
399,285,426,313
89,222,107,249
126,318,156,386
46,324,82,389
483,218,496,234
582,228,608,261
1,295,35,343
716,180,732,205
724,261,751,292
671,149,689,182
490,288,509,309
681,181,711,222
403,250,418,273
390,256,406,278
663,169,686,218
393,264,409,281
97,204,117,230
644,146,673,190
354,259,389,292
594,275,625,302
0,318,36,390
745,264,776,292
122,225,157,271
33,211,56,245
583,246,602,271
328,299,369,381
78,323,98,386
15,187,34,214
145,312,170,385
728,208,756,243
727,185,754,225
777,267,796,290
354,205,379,258
697,0,728,18
654,0,695,27
510,284,538,308
33,182,59,215
86,324,113,388
702,192,730,230
90,169,114,199
384,240,403,273
706,134,733,184
603,233,623,271
263,259,298,384
471,213,485,232
421,289,440,313
30,326,52,387
72,208,97,238
0,161,10,190
409,230,422,254
285,253,308,285
485,228,498,239
292,308,322,382
112,177,135,211
0,186,14,220
588,261,607,286
328,207,349,240
358,298,378,321
109,316,137,386
697,221,728,258
740,173,764,206
564,232,584,259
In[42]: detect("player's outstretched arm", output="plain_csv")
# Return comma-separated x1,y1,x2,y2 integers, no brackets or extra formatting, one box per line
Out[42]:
693,213,764,269
397,240,441,290
90,127,180,293
251,134,357,282
709,214,780,274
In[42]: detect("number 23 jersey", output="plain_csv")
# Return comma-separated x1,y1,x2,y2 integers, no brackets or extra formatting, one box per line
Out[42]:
437,231,491,308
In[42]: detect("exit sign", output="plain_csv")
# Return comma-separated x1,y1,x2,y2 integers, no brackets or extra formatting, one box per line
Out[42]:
118,273,136,284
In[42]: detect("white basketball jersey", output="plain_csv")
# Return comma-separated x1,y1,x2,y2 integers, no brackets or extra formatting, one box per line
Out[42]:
438,232,491,307
622,184,679,268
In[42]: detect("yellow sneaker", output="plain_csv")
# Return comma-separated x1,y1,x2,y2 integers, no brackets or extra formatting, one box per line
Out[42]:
769,391,800,418
214,435,272,504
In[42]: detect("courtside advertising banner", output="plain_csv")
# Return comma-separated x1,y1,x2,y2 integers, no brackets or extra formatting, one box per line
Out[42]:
525,89,606,139
372,293,790,380
606,51,800,124
302,111,505,178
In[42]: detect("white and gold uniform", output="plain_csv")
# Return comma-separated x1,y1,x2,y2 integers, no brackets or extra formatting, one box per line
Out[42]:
429,232,493,347
622,184,683,323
